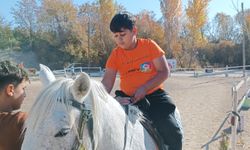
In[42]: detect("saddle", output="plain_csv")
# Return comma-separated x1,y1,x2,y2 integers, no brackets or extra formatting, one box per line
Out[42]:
115,90,167,150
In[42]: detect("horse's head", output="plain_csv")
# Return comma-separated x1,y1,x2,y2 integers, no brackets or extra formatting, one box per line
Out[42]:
22,64,93,149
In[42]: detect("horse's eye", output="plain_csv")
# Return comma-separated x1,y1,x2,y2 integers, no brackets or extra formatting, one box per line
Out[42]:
54,128,71,137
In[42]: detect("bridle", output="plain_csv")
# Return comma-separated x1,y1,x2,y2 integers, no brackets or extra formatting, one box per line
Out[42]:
55,98,94,150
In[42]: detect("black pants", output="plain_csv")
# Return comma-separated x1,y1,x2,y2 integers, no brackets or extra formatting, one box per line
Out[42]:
115,89,183,150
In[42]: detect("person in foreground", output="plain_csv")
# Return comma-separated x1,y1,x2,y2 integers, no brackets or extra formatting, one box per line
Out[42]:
101,13,183,150
0,60,29,150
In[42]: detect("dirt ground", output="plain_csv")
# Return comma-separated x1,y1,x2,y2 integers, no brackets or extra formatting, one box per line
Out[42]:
21,76,250,150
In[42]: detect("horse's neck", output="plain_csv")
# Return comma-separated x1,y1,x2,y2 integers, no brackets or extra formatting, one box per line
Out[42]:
81,86,127,146
81,81,157,150
85,100,156,150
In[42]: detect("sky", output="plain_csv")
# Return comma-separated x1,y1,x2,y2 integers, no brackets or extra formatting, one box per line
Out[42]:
0,0,250,24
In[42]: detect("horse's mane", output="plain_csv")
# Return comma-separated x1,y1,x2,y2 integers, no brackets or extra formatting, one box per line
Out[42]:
87,79,110,148
23,78,74,134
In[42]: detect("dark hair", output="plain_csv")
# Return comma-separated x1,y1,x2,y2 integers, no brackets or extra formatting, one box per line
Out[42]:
0,61,29,90
110,13,136,33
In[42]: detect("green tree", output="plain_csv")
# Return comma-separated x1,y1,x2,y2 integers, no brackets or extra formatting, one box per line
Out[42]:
0,16,19,51
12,0,38,50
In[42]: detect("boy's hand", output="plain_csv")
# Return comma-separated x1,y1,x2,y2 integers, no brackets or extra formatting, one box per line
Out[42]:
115,96,132,105
132,85,147,103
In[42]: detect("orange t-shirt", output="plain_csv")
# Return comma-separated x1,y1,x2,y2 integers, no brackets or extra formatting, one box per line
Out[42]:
106,38,165,96
0,111,27,150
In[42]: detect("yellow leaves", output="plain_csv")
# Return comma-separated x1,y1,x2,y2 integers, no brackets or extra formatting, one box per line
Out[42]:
98,0,116,38
245,11,250,36
160,0,182,19
246,14,250,26
213,13,234,41
215,13,231,29
160,0,182,56
135,11,165,46
218,40,235,48
98,0,115,24
42,0,77,22
172,41,183,57
186,0,209,29
186,0,209,47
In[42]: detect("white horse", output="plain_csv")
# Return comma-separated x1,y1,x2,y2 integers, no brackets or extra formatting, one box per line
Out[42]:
22,64,166,150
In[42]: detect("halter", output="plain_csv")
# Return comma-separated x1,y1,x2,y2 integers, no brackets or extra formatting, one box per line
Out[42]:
55,98,94,150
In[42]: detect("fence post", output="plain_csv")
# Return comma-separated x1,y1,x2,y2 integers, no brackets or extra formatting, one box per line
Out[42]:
231,86,237,150
225,65,228,77
194,70,197,77
244,76,248,92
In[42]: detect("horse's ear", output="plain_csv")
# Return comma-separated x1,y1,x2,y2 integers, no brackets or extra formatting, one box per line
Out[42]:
71,72,91,101
39,64,56,86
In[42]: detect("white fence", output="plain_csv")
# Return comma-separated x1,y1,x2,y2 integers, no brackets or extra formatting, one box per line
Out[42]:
202,77,250,150
53,66,104,77
172,65,250,78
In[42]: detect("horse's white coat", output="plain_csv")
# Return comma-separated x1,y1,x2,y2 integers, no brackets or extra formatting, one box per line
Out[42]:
22,65,157,150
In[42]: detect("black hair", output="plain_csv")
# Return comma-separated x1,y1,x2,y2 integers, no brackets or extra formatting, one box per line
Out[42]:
110,13,136,33
0,60,29,90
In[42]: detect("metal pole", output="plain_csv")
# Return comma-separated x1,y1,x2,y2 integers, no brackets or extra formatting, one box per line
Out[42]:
242,3,246,77
231,86,237,150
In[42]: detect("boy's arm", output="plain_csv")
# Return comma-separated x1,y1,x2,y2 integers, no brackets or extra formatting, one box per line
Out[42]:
101,68,117,93
133,55,170,102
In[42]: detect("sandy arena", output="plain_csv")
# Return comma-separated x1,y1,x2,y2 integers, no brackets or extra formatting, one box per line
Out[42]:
21,76,250,150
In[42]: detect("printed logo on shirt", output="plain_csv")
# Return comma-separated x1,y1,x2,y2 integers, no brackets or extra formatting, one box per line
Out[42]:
140,62,152,72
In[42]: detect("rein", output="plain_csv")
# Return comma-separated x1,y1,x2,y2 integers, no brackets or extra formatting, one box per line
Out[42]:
56,98,94,150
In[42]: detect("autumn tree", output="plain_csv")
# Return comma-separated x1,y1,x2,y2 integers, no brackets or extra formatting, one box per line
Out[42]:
136,11,165,48
96,0,116,66
244,9,250,40
213,13,235,41
185,0,210,68
78,2,99,65
160,0,182,58
203,12,240,43
39,0,77,44
197,40,242,67
241,9,250,65
35,0,81,68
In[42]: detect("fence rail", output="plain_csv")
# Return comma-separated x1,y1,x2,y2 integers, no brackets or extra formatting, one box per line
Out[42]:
173,65,250,78
202,77,250,150
53,66,104,77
